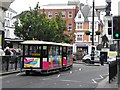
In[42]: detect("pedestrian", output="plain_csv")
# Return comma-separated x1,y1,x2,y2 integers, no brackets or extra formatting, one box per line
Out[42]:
4,47,11,71
0,46,5,56
100,54,104,66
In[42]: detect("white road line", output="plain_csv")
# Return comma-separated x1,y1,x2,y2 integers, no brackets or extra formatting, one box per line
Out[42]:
70,71,72,74
16,73,21,76
79,85,82,87
67,84,69,86
79,68,82,71
92,79,97,84
57,74,60,77
42,78,51,80
99,75,103,78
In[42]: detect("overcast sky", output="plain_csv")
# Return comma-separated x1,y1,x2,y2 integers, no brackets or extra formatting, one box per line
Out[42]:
10,0,120,15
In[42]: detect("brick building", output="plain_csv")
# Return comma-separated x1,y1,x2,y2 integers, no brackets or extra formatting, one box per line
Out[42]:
39,1,79,43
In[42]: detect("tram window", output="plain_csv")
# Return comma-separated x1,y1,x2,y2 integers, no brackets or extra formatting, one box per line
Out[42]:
63,47,67,56
29,45,41,56
60,47,62,56
42,46,47,57
25,45,28,55
56,46,60,55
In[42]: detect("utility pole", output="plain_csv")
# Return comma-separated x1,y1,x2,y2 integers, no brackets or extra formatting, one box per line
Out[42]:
117,40,120,89
91,0,95,64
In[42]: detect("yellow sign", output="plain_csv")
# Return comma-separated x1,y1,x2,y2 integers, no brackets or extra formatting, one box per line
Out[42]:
0,35,2,46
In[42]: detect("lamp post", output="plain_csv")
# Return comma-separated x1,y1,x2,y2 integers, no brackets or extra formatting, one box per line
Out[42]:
91,0,95,64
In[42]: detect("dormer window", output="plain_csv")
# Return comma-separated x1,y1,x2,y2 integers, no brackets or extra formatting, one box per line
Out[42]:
78,14,81,18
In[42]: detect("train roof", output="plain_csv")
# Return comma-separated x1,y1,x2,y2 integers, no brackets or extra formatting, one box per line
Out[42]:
20,40,72,46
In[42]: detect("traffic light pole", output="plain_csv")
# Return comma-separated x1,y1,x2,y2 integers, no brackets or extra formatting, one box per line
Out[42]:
117,40,120,89
91,0,95,64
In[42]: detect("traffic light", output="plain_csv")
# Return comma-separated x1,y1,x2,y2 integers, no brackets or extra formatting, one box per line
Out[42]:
112,16,120,39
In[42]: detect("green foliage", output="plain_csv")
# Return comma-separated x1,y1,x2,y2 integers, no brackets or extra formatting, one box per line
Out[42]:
14,2,71,43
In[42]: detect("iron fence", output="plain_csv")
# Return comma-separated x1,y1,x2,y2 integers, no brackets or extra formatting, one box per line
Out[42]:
0,55,21,73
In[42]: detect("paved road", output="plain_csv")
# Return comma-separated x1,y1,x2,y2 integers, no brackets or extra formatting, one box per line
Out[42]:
1,63,109,88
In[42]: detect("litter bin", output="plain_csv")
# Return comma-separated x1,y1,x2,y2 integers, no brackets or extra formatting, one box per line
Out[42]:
100,51,108,65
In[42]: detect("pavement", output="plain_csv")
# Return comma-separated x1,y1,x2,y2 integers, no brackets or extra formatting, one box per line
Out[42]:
96,76,118,89
0,60,119,89
74,60,119,89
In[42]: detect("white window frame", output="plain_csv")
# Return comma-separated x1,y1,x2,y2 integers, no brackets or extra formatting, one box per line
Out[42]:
78,14,81,18
76,22,83,30
75,33,84,42
48,12,52,18
94,22,98,29
68,23,72,31
68,11,72,18
62,11,66,18
89,35,97,42
55,12,58,18
89,22,92,29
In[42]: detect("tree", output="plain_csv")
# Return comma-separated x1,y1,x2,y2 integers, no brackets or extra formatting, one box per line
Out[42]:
14,2,71,43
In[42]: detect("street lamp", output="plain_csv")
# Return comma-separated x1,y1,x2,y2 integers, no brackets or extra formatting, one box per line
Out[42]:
91,0,95,64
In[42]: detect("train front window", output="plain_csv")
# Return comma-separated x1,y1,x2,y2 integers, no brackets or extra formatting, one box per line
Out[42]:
24,45,41,56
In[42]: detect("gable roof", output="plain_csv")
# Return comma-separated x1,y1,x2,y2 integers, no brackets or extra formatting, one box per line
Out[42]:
87,7,98,17
81,5,90,21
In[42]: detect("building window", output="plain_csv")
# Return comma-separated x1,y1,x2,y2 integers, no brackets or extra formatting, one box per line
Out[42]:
76,22,83,29
55,12,58,18
77,34,83,41
48,12,52,18
94,22,97,29
68,11,72,18
89,22,92,29
62,11,66,18
10,13,12,19
78,14,81,18
68,23,72,30
4,19,6,26
90,35,96,42
7,20,10,27
7,13,9,18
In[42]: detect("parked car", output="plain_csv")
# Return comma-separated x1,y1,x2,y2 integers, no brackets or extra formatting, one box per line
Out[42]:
82,50,116,64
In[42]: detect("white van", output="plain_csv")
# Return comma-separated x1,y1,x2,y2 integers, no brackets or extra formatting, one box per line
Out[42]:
82,50,100,63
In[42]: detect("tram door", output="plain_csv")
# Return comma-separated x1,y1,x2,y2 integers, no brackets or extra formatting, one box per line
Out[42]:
62,46,67,66
41,45,48,70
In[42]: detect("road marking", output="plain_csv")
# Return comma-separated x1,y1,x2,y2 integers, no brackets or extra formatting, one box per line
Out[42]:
16,73,21,76
42,78,51,80
92,79,97,83
79,68,82,71
57,74,60,77
67,84,69,86
99,75,103,78
61,80,81,82
70,71,72,74
79,85,82,87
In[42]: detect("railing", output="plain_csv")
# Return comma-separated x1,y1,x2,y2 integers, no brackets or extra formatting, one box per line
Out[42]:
109,60,117,83
0,55,21,73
